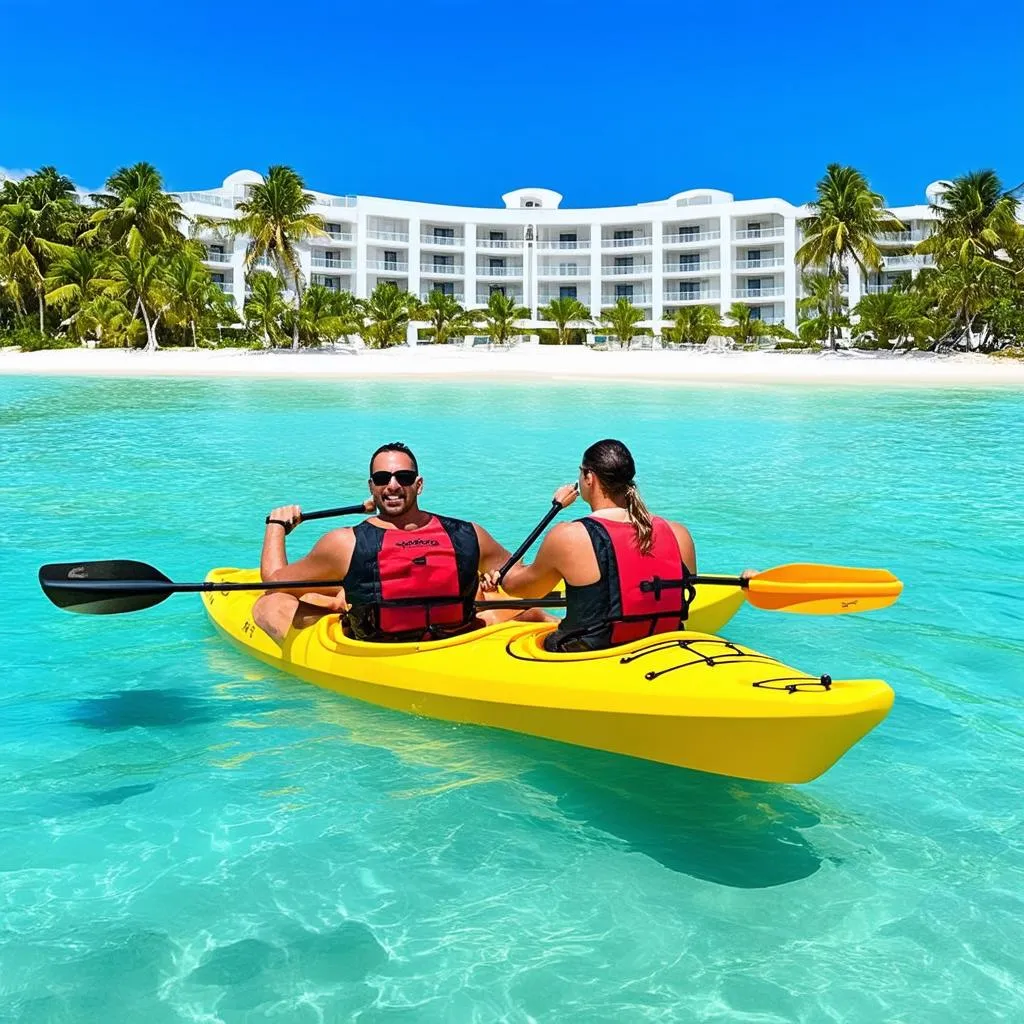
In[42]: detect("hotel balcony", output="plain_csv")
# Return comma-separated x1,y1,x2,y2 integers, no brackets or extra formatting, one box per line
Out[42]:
600,235,653,250
420,263,464,276
662,260,720,274
865,283,898,294
539,289,592,306
419,290,465,303
601,291,652,307
602,263,653,277
538,264,590,278
366,229,409,243
311,274,351,291
733,226,785,240
477,265,524,278
322,229,354,243
175,191,235,209
476,237,525,250
877,229,929,244
883,253,934,269
734,257,785,270
734,286,785,299
215,282,234,295
663,230,721,245
476,288,525,305
311,256,354,270
536,239,591,250
663,288,720,303
310,194,357,208
420,232,464,247
366,260,409,273
204,250,232,264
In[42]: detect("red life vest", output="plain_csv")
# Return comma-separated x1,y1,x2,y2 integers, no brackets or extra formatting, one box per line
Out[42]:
549,515,692,651
343,514,480,641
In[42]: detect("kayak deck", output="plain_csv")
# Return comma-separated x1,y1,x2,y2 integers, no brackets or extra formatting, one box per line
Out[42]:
202,569,893,784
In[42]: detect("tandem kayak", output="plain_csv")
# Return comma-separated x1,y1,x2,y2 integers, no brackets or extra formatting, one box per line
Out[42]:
202,568,893,784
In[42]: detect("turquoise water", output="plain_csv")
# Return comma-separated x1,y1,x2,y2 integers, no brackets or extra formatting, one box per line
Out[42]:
2,375,1023,1022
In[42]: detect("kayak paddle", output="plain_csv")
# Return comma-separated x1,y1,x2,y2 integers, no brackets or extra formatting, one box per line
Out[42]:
266,498,374,526
38,560,901,617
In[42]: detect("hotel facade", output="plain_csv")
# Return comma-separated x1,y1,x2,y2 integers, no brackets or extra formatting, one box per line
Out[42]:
178,170,941,332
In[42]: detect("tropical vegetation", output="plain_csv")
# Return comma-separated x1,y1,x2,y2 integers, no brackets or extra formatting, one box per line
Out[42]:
2,160,1022,353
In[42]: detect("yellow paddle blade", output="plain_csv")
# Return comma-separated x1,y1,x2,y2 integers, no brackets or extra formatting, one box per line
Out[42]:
746,563,903,614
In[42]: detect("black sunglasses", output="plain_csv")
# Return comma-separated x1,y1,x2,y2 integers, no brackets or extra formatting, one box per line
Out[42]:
371,469,418,486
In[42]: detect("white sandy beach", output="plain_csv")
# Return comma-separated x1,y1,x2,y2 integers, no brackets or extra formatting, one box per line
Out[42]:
2,344,1024,387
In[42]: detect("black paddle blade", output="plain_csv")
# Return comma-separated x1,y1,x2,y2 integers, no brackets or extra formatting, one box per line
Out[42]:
39,560,176,615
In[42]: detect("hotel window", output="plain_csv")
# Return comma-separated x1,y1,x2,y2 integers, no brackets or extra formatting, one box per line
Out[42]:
747,278,762,295
750,306,764,321
679,282,699,299
746,222,762,236
384,251,398,270
433,254,453,269
559,286,577,299
679,254,699,269
433,227,455,241
326,222,341,234
436,282,454,297
680,225,699,239
490,258,505,271
614,256,633,270
209,244,224,256
615,284,633,300
211,273,224,284
747,250,762,265
559,232,577,246
613,229,633,242
489,230,505,242
559,263,578,275
325,250,339,266
490,285,506,296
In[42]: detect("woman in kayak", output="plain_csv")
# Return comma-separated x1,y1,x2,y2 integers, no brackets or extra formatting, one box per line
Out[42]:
482,438,697,652
254,442,547,644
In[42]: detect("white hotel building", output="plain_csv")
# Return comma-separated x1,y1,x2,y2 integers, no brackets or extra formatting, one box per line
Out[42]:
178,169,939,332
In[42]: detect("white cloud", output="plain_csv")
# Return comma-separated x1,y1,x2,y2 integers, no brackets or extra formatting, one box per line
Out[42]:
0,166,33,183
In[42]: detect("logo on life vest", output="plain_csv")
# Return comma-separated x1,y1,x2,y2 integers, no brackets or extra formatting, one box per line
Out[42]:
395,539,441,548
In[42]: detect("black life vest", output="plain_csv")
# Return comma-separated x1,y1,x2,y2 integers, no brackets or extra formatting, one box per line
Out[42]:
342,514,480,642
546,515,693,651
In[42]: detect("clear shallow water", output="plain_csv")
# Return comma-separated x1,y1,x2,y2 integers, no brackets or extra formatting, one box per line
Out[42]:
1,375,1023,1022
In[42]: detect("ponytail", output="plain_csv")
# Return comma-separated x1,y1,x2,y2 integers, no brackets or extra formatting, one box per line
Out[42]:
624,483,654,555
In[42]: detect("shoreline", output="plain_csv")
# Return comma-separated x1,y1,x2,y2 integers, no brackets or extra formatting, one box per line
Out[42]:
3,345,1024,388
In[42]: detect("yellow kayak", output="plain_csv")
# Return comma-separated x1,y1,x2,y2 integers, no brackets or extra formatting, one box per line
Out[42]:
202,569,893,784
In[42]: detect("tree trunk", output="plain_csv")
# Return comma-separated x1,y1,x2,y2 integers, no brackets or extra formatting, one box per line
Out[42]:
38,290,45,334
191,320,198,348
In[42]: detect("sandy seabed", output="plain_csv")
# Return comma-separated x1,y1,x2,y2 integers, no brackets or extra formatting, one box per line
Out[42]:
2,344,1023,388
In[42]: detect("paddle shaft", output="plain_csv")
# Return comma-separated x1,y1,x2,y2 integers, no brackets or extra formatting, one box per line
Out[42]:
265,501,371,526
497,490,577,584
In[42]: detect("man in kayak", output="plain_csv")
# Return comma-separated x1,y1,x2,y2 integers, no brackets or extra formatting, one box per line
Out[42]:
253,442,544,643
481,438,698,652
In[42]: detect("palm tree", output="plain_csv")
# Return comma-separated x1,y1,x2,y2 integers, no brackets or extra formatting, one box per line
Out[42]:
77,295,144,348
540,295,591,344
798,165,904,347
0,199,74,331
478,291,529,346
662,305,722,346
229,166,325,349
45,248,113,342
164,249,223,347
87,162,185,255
360,283,415,349
599,297,645,347
415,290,476,345
920,171,1022,270
291,284,362,347
852,290,933,350
797,273,849,345
105,251,169,350
242,271,289,348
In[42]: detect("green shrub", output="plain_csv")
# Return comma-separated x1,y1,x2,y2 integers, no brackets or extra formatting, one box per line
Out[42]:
1,326,78,351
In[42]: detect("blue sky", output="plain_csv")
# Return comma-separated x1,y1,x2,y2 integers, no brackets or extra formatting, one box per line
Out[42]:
3,0,1022,208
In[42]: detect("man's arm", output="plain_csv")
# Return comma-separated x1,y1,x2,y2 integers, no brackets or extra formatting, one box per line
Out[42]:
473,524,513,575
261,525,354,596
